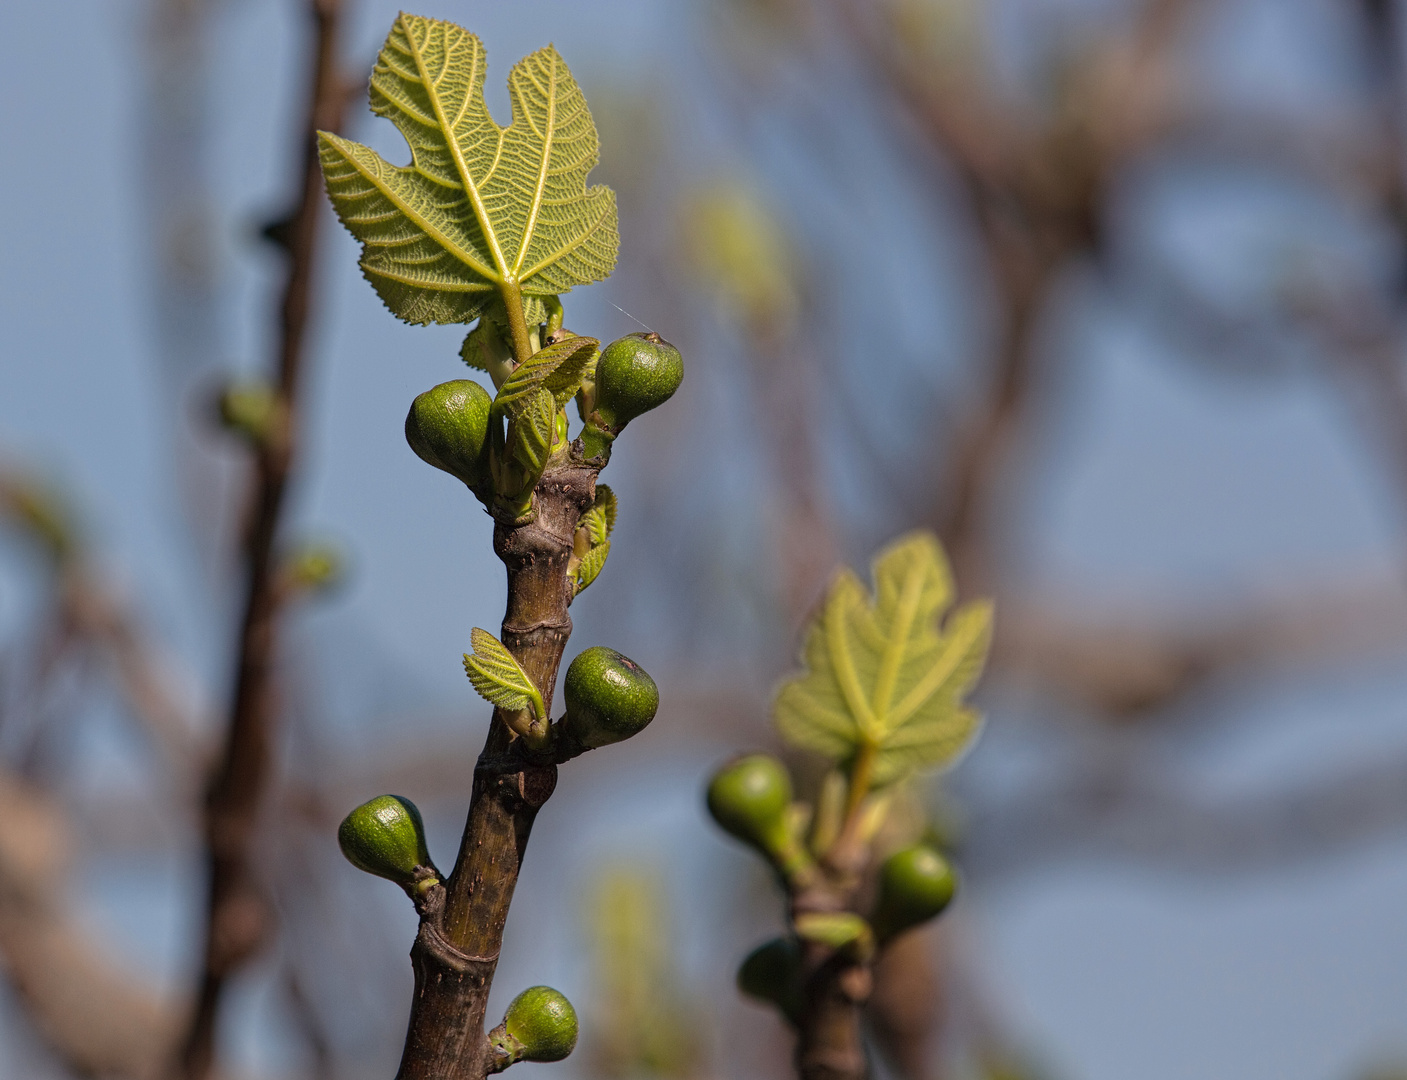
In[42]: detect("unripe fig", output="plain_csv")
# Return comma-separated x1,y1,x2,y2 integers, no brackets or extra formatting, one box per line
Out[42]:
592,332,683,432
872,844,956,941
561,647,659,749
337,795,435,890
498,986,578,1062
706,755,792,853
404,380,492,491
737,936,802,1024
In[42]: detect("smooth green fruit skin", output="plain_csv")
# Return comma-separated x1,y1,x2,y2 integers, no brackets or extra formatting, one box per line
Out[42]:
874,845,956,938
405,380,492,490
593,332,683,430
706,755,792,848
504,986,578,1061
337,795,432,885
562,647,659,748
738,937,802,1022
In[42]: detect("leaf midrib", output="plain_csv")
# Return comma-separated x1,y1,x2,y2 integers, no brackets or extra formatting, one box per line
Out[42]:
869,558,926,732
403,15,511,282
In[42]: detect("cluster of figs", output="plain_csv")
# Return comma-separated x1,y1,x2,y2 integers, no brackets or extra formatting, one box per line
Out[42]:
404,330,685,499
335,644,659,1060
706,755,958,1022
333,331,683,1059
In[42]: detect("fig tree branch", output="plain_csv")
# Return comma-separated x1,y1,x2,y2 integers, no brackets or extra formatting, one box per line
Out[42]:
178,2,348,1075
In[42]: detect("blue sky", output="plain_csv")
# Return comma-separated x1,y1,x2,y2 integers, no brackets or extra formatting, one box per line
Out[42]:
2,1,1407,1078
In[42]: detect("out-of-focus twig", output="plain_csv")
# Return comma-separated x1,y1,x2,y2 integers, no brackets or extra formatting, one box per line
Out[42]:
0,766,175,1079
178,1,349,1076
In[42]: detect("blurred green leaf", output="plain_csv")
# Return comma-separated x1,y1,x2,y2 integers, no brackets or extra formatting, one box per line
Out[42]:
318,13,618,327
0,471,77,563
682,185,800,329
584,866,705,1077
774,532,991,786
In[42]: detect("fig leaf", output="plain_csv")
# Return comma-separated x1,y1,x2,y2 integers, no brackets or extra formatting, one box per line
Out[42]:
463,627,545,720
773,532,992,787
318,14,618,327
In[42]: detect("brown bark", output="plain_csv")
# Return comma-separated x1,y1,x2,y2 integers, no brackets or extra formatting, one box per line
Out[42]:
177,2,347,1076
795,943,873,1080
394,460,599,1080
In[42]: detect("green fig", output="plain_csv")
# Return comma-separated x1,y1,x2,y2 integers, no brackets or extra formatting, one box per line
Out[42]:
492,986,578,1063
404,380,492,492
706,754,796,856
583,332,682,454
561,647,659,750
337,795,436,892
737,936,802,1024
872,844,956,941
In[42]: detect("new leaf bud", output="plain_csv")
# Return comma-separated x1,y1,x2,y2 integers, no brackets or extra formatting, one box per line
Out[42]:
561,647,659,750
404,380,492,492
337,795,436,891
872,844,957,941
737,936,802,1025
217,381,281,444
706,755,793,855
592,332,683,432
499,986,578,1062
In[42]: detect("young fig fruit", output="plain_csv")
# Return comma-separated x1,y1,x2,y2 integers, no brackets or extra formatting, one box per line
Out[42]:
585,332,683,449
405,380,492,492
337,795,437,893
872,844,957,941
737,936,802,1025
560,646,659,750
706,755,793,855
491,986,578,1063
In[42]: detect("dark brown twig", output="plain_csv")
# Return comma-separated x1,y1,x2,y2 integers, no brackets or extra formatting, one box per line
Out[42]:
177,2,348,1076
394,461,600,1080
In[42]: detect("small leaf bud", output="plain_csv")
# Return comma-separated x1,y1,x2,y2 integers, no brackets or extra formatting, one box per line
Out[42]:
284,542,344,595
706,755,793,853
337,795,436,891
872,844,956,941
405,380,492,491
737,937,802,1024
592,332,683,432
494,986,578,1063
561,647,659,750
217,381,282,444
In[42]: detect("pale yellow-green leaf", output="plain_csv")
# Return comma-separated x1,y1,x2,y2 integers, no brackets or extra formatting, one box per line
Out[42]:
582,484,617,545
773,532,991,786
318,13,618,326
463,627,545,719
572,538,610,596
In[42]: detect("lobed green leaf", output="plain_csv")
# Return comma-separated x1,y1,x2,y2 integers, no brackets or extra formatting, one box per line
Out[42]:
773,532,992,786
317,13,618,327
